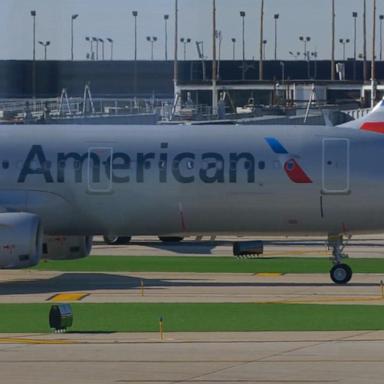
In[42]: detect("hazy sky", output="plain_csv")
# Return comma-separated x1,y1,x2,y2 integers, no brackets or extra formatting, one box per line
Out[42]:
0,0,382,61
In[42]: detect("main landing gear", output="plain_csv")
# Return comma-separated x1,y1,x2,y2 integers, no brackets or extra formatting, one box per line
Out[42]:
328,234,352,284
103,236,184,245
103,236,132,245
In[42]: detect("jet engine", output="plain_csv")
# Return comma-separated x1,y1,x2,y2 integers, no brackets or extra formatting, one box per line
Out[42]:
43,236,93,260
0,212,43,269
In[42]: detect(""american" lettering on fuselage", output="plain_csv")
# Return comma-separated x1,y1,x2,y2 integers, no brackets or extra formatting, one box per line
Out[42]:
17,144,268,184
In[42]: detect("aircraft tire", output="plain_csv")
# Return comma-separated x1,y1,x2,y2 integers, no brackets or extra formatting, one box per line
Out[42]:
103,236,132,245
330,264,352,284
158,236,184,243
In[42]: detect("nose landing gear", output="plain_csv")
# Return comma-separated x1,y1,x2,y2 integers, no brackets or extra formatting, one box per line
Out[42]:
328,234,352,284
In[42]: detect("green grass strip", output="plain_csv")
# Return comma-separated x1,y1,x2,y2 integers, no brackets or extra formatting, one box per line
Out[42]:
35,256,384,274
1,303,384,333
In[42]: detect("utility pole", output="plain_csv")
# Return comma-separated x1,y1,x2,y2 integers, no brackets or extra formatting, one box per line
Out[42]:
71,14,79,61
212,0,218,116
173,0,178,99
231,38,236,60
164,14,169,61
107,38,113,60
240,11,246,80
372,0,377,108
99,38,105,60
363,0,367,81
353,11,358,80
259,0,264,80
132,11,138,99
331,0,335,80
31,10,36,101
380,15,384,61
274,14,279,60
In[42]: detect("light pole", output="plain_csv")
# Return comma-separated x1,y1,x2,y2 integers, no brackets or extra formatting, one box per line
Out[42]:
106,38,113,60
212,0,217,116
280,61,285,82
92,37,99,60
186,37,192,59
331,0,335,80
180,37,191,60
299,36,311,60
147,36,158,60
99,38,105,60
339,38,350,60
216,30,222,79
174,0,178,99
299,36,311,79
231,38,236,60
259,0,264,80
352,11,358,80
274,13,279,60
132,11,138,99
363,0,367,81
372,0,377,107
311,51,318,79
31,10,36,61
38,41,50,60
240,10,246,80
86,37,94,60
164,14,169,60
71,14,79,61
352,12,358,60
380,14,384,60
262,39,267,60
132,11,138,60
31,10,36,100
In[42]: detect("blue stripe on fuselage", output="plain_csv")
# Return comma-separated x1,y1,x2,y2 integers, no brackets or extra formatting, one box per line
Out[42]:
265,137,288,154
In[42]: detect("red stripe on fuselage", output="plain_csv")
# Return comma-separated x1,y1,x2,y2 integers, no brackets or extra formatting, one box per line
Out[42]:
284,159,312,184
361,122,384,134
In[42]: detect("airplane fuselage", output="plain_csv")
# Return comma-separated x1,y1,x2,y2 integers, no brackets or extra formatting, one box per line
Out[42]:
2,124,384,237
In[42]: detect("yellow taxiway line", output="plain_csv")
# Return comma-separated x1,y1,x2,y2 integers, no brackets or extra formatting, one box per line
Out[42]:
48,293,88,302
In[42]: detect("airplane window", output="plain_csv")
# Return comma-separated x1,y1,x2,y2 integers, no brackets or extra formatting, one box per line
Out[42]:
186,161,194,169
258,161,265,170
2,161,9,170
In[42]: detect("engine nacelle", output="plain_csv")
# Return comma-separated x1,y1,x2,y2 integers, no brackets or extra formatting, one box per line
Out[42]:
43,236,93,260
0,212,42,269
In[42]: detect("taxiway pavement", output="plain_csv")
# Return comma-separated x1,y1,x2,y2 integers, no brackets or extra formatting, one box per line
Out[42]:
1,331,384,383
2,236,384,383
1,270,384,305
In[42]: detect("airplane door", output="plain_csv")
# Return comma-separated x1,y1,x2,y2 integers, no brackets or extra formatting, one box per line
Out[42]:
87,147,113,193
322,138,350,194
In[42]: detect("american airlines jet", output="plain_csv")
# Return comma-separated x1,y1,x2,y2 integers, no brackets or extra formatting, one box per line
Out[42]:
1,100,384,285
